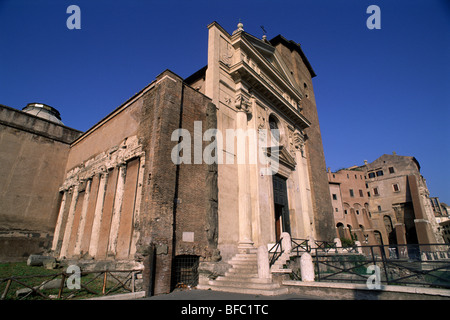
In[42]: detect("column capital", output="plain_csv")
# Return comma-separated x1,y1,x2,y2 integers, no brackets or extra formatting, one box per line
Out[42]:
235,94,252,115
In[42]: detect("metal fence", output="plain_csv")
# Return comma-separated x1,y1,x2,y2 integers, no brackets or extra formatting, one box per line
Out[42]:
0,269,142,300
309,243,450,289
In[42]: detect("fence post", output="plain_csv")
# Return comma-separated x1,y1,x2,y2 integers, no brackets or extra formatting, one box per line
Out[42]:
314,249,320,281
102,271,108,295
380,245,390,285
1,279,12,300
58,273,66,299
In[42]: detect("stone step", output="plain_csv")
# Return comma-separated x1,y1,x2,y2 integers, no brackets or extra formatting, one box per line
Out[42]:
197,249,289,296
222,270,260,278
228,263,258,270
215,275,273,283
225,270,259,278
228,262,258,268
270,268,292,273
209,279,282,290
232,253,257,260
197,284,289,296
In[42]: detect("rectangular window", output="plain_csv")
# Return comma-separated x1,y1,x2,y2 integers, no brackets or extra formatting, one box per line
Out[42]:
359,189,363,197
332,194,337,200
389,167,395,174
349,189,354,197
368,172,376,178
335,207,339,212
378,205,382,212
393,183,400,192
373,187,379,196
376,170,384,177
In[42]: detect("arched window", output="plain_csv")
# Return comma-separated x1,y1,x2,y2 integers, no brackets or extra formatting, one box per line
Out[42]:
268,115,280,144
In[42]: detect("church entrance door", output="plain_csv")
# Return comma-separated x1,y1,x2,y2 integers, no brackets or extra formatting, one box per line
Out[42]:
272,174,291,241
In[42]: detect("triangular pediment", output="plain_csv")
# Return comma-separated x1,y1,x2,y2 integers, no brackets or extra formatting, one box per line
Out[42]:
264,146,297,170
279,146,297,169
242,33,301,93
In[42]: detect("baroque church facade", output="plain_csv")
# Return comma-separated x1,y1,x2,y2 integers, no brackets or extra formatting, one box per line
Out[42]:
0,22,334,294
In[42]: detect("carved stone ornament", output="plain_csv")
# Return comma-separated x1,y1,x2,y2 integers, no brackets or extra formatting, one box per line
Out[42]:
235,95,252,114
293,131,305,155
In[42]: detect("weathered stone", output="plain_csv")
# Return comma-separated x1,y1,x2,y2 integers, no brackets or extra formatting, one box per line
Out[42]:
27,255,55,267
257,245,270,279
281,232,292,254
300,252,315,282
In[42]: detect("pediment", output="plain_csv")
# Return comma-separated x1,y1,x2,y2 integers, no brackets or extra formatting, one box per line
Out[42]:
242,33,301,93
264,145,297,170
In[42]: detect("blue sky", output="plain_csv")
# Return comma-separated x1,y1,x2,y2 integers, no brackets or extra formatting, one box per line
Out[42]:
1,0,449,202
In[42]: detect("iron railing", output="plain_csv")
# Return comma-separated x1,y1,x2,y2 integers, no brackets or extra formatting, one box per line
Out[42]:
268,238,284,267
311,243,450,289
0,269,142,300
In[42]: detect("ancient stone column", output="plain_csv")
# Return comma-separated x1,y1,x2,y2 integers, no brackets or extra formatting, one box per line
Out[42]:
89,171,109,258
293,131,313,238
52,191,67,252
60,184,80,258
73,178,92,256
236,97,253,252
107,164,127,256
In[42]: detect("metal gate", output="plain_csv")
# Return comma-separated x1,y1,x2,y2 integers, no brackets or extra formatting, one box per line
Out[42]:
172,255,199,288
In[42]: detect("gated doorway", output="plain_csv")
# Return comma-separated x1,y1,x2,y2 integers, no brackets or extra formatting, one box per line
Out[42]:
172,255,199,289
272,174,291,241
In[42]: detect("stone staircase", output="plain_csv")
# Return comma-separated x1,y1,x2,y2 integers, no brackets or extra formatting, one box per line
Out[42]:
270,251,292,274
197,250,289,296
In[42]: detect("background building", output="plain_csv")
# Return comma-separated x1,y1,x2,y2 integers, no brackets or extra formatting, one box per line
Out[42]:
0,103,82,261
328,153,445,248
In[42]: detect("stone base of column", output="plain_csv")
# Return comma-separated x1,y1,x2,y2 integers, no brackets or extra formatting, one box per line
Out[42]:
238,241,255,254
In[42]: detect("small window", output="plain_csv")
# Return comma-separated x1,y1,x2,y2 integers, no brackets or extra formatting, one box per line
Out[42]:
376,170,384,177
367,192,371,197
378,205,382,212
349,189,354,197
389,167,395,174
373,187,379,196
332,194,337,200
368,172,376,178
365,183,369,189
344,210,348,215
335,207,339,212
356,210,360,215
359,190,364,197
393,183,400,192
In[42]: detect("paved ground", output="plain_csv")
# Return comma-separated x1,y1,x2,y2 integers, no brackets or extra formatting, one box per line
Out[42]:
142,288,323,300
